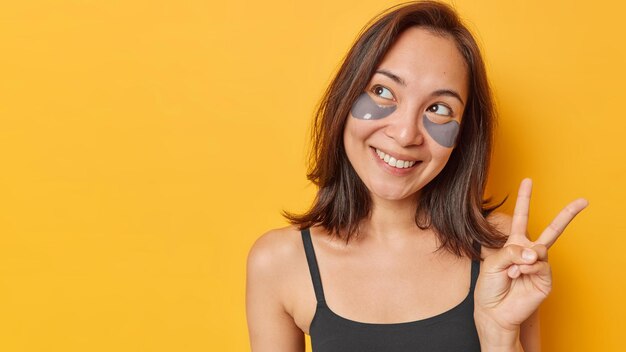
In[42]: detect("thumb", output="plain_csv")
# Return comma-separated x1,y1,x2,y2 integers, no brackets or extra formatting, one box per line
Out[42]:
484,244,538,272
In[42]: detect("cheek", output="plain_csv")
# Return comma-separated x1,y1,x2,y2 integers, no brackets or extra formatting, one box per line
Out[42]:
432,147,454,163
343,117,378,145
422,114,460,148
428,142,456,175
343,118,380,172
351,93,396,120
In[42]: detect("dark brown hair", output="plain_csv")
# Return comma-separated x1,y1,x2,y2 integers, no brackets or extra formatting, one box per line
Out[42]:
284,1,507,260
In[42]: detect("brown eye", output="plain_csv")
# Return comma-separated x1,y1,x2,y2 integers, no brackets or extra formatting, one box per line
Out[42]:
372,85,394,100
427,104,452,116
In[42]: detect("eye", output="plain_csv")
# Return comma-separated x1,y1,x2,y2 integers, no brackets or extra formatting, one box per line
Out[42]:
371,85,395,100
427,103,452,116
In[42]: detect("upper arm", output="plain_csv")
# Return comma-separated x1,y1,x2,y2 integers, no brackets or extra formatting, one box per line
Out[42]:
485,212,541,351
246,229,304,352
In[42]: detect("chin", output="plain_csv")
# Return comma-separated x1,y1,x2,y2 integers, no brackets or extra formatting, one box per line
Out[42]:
368,183,419,202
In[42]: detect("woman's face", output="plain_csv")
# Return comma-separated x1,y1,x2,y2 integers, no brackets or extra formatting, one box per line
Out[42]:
343,27,469,202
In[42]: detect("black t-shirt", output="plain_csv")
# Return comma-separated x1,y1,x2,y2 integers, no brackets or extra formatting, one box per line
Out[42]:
301,228,481,352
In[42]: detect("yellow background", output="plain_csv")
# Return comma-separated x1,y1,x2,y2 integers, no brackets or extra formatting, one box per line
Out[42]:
0,0,624,351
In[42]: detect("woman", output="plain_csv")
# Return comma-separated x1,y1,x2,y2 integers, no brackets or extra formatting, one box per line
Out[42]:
246,2,587,351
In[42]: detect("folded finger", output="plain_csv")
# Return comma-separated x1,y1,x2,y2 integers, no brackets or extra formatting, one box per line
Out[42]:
518,261,551,277
508,264,521,279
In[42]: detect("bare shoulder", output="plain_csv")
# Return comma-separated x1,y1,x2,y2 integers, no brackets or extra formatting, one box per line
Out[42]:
247,226,303,278
246,226,308,350
481,211,512,258
486,211,512,234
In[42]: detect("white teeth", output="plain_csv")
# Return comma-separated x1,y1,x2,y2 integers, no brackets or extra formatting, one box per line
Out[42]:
375,148,417,169
378,150,384,160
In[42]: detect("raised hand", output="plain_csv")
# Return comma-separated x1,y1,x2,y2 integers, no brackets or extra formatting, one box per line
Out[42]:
474,178,588,333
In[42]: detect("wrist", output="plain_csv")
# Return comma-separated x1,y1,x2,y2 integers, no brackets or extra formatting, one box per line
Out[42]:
474,312,523,352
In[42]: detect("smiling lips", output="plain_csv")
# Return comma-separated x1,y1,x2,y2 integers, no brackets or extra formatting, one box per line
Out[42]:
375,148,418,169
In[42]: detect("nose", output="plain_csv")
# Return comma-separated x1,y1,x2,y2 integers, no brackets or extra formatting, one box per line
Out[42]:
383,108,424,147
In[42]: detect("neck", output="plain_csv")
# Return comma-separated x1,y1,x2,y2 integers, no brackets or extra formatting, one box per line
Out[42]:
359,193,426,242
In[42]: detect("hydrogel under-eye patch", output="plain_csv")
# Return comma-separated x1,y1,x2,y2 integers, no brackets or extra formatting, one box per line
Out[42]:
422,114,460,148
350,93,396,120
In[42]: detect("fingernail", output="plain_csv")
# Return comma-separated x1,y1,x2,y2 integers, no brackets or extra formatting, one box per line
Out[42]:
522,249,536,261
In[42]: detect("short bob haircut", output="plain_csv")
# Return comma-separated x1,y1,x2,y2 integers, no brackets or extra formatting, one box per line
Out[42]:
285,0,507,260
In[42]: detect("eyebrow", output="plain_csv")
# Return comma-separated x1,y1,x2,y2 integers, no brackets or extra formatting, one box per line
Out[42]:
431,89,465,105
375,69,465,105
375,69,407,86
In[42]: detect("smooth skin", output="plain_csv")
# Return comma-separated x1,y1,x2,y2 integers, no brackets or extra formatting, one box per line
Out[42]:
246,27,587,351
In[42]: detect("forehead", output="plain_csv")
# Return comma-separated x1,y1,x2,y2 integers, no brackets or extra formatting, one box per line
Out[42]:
375,27,469,98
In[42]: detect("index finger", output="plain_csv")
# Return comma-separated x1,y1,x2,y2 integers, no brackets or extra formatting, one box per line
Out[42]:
509,178,533,240
536,198,589,249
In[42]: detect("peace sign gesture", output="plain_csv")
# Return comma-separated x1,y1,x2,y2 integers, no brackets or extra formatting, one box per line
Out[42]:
474,178,588,338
